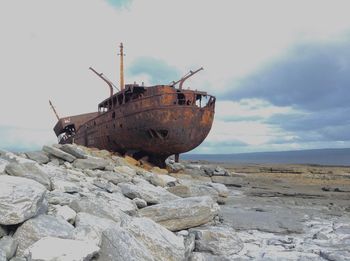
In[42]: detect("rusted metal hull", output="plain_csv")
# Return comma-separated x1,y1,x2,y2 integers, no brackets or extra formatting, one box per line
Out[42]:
53,85,215,166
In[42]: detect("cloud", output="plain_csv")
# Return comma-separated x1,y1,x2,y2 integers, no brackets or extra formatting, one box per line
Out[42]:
128,57,180,85
224,38,350,145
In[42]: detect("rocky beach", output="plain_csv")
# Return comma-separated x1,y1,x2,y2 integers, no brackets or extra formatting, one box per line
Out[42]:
0,144,349,260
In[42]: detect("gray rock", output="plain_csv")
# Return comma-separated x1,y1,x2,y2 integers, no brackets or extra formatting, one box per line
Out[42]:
149,174,177,187
5,162,52,190
97,227,154,261
60,144,88,159
205,183,229,197
69,196,130,224
0,250,5,261
13,214,74,256
124,217,185,261
24,237,99,261
211,176,246,187
139,196,220,231
75,212,120,233
0,158,8,173
190,226,243,256
320,250,350,261
0,175,47,225
0,150,34,164
73,157,109,170
48,205,76,224
201,165,229,176
47,190,80,205
43,145,76,163
184,233,195,260
166,159,185,173
133,198,147,208
114,165,137,177
189,252,232,261
167,184,219,203
0,236,17,260
25,151,50,164
73,225,102,247
9,257,26,261
51,178,80,193
118,181,179,204
100,171,132,184
97,191,137,215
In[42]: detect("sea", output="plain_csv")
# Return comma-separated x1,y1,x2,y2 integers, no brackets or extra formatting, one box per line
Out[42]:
182,148,350,166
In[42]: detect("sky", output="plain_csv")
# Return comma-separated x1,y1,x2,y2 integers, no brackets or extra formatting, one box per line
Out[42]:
1,0,350,154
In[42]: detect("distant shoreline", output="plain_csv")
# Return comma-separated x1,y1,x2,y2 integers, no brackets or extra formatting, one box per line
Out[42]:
182,148,350,166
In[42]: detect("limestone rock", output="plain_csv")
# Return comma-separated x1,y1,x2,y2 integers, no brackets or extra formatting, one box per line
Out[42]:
189,252,232,261
25,151,50,164
0,236,17,260
13,214,74,256
75,212,119,233
43,145,76,163
139,196,220,231
149,173,177,187
96,191,137,215
0,175,46,225
60,144,88,159
47,190,80,205
73,225,102,247
190,226,243,256
0,227,7,238
0,250,5,261
211,176,246,187
205,182,229,197
133,198,147,208
100,171,132,184
49,205,76,224
201,166,229,176
97,227,154,261
69,196,130,224
73,157,109,170
5,162,52,190
0,158,8,173
118,181,179,204
124,217,185,261
51,178,80,193
167,184,219,202
114,165,137,177
24,237,99,261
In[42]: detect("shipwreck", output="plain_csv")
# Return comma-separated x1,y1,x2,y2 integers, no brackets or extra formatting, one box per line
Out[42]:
52,43,216,167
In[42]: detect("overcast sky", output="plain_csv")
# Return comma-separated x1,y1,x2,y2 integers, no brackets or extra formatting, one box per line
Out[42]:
1,0,350,153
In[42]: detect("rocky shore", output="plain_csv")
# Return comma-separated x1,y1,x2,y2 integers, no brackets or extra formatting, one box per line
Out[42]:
0,145,349,260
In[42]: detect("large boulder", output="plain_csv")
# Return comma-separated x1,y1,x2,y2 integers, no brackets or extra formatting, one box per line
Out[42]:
73,158,109,170
189,226,243,256
24,151,50,164
96,227,155,261
60,144,88,159
118,181,179,204
75,212,119,233
47,190,80,205
139,196,220,231
13,215,74,256
24,237,99,261
124,218,185,261
69,196,130,224
149,173,177,187
0,236,17,260
5,162,52,190
96,191,137,216
0,176,46,225
100,171,132,184
42,145,76,163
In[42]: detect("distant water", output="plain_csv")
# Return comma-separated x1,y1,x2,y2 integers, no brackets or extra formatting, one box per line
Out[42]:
182,148,350,166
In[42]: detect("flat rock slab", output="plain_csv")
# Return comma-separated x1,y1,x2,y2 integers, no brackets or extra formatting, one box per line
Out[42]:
167,184,219,203
118,181,179,204
25,151,50,164
24,237,99,261
190,226,243,256
0,175,46,225
5,162,52,190
69,196,130,224
124,218,185,261
139,196,220,231
211,176,247,187
97,227,155,261
73,158,109,170
60,144,88,159
43,145,76,163
13,214,74,256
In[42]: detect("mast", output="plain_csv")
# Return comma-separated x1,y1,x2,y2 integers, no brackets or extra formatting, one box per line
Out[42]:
49,100,60,121
118,42,125,90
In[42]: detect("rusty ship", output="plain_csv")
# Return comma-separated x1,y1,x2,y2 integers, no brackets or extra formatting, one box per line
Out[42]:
52,43,216,166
